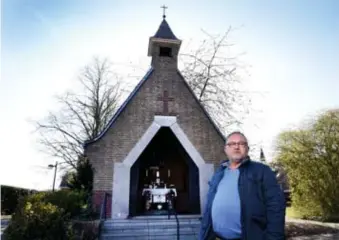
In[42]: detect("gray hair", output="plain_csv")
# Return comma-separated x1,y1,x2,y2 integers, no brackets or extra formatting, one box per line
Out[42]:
225,131,248,144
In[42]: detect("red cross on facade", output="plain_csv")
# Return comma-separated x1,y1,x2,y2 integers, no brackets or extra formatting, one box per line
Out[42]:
157,90,174,115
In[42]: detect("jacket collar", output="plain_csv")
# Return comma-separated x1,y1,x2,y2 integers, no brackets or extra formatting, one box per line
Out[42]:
220,156,251,169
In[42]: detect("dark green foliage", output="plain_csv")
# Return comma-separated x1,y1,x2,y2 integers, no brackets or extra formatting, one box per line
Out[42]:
1,185,37,215
64,156,94,193
59,156,97,218
44,189,87,218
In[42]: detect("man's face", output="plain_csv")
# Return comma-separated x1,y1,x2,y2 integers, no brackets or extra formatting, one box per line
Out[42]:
224,133,249,163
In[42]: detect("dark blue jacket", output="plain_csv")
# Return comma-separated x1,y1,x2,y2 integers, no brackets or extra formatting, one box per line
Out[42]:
199,159,286,240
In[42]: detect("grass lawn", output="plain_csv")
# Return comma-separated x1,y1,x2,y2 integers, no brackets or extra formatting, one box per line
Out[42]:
286,206,301,219
285,206,339,238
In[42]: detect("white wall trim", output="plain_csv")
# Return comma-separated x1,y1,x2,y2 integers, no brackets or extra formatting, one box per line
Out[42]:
111,115,214,218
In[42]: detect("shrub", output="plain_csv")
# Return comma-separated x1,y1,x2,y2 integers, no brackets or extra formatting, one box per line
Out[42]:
3,190,89,239
64,156,94,193
3,193,75,240
44,189,87,218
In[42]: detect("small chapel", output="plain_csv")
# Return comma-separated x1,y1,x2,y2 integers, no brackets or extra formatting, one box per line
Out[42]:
84,12,226,219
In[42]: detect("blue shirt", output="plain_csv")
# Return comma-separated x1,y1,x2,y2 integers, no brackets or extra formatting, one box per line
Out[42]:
211,167,242,239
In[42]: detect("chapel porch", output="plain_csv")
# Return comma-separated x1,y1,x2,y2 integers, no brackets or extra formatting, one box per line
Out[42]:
129,127,201,216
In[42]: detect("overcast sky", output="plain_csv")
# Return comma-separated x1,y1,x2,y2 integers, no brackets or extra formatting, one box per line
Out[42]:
1,0,338,190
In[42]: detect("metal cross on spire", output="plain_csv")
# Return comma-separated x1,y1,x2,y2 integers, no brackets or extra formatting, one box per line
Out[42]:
161,5,168,19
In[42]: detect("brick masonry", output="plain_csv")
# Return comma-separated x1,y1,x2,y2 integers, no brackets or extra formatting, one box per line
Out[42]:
92,190,112,218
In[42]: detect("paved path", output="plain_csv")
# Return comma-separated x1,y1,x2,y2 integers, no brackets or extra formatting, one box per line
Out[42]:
286,217,339,239
286,217,339,229
289,233,339,239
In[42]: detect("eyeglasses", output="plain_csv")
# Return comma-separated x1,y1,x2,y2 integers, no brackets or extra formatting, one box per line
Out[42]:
226,141,248,147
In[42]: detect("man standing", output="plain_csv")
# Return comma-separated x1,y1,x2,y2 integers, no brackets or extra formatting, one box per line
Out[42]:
199,131,286,240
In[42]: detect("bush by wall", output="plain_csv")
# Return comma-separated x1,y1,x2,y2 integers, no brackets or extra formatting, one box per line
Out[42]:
3,189,88,240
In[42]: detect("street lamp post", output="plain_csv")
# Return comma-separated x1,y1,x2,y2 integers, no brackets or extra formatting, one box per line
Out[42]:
48,161,58,192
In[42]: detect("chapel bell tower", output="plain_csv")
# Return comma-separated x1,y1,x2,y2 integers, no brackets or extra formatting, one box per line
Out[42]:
148,6,182,69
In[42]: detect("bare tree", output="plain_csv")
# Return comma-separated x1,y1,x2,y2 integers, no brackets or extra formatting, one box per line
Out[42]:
33,57,122,169
180,27,252,133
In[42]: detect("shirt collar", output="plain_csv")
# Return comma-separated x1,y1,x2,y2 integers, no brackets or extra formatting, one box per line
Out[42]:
221,156,251,168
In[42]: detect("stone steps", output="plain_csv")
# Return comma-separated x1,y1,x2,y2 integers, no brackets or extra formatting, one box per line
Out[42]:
100,235,198,240
100,215,201,240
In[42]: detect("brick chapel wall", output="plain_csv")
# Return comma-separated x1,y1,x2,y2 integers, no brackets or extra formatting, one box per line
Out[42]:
85,56,226,214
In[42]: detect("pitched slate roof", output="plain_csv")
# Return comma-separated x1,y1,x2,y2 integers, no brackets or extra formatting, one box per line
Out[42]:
83,67,226,147
153,19,178,40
